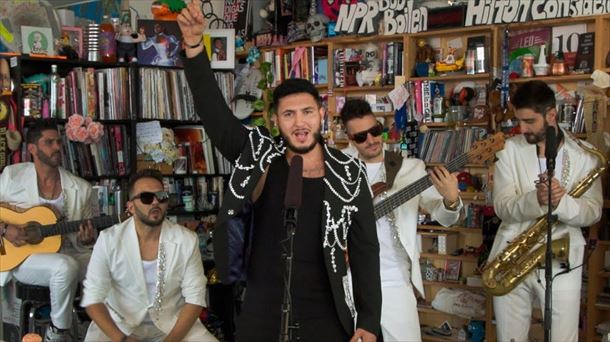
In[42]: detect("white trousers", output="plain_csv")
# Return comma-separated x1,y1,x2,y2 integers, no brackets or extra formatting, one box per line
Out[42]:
381,283,422,342
493,247,583,342
13,251,89,329
85,320,166,342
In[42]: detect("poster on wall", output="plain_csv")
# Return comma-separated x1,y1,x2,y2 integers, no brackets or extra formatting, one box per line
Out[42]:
137,20,183,67
223,0,252,39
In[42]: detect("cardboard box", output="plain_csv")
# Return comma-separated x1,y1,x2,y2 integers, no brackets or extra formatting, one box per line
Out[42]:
137,155,173,175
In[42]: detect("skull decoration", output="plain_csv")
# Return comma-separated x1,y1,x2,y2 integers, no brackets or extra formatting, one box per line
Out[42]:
306,14,329,42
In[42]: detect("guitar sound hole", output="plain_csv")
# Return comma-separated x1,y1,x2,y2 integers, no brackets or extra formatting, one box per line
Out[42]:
24,224,43,245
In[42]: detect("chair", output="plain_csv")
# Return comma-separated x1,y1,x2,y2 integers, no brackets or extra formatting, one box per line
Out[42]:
15,282,81,341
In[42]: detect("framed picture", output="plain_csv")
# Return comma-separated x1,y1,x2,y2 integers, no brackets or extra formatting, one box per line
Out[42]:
60,26,83,59
444,259,461,281
137,20,183,67
204,29,235,70
21,26,54,55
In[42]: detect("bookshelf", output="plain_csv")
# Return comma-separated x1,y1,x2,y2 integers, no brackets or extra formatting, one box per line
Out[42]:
253,12,610,342
2,53,232,221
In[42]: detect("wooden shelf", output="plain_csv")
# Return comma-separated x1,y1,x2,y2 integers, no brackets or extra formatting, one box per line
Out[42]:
604,199,610,209
509,73,592,84
408,73,490,82
333,85,396,93
458,192,486,202
423,121,489,128
420,253,479,262
598,271,610,277
418,306,485,320
423,280,485,291
418,224,482,234
422,333,461,342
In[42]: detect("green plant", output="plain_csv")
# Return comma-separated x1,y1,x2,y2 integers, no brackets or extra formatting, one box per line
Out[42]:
254,61,279,136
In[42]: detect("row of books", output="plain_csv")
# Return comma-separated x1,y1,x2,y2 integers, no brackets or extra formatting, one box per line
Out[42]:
162,176,225,212
418,127,488,163
171,126,233,176
91,179,125,217
60,124,131,178
22,67,134,121
262,46,329,86
137,68,197,121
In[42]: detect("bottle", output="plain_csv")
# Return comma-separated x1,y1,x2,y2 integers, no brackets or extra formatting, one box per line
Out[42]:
100,15,117,63
49,64,59,118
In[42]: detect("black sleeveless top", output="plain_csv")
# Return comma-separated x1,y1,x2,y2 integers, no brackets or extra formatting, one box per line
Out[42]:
237,157,349,341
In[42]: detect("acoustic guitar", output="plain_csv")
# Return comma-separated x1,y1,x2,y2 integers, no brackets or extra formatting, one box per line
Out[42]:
372,132,505,219
0,203,128,272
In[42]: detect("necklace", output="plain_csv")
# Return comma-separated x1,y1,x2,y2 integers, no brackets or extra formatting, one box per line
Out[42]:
39,178,61,200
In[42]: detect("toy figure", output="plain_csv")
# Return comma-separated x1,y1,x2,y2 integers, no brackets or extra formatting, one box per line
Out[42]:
56,32,79,60
415,39,435,63
116,22,145,63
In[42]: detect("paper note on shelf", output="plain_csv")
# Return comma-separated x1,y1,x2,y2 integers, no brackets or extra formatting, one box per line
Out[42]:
136,120,163,146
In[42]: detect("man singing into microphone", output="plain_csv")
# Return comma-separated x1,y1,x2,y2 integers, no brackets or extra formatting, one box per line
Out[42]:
177,1,381,341
489,80,603,341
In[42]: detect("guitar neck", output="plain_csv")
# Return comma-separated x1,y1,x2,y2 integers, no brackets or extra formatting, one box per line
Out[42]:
41,214,119,238
374,153,469,219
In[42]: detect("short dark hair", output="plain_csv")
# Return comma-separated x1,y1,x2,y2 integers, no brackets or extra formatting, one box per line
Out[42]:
512,80,556,116
272,78,321,113
128,169,164,197
339,98,374,125
26,119,59,145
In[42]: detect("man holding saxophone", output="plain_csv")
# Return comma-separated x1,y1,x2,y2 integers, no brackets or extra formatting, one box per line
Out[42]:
487,80,603,341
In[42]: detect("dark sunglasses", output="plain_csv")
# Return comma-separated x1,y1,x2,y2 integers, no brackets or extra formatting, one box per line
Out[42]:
130,191,170,204
349,122,384,144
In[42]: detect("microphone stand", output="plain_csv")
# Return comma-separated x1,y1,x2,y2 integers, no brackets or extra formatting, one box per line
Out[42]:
279,207,299,342
543,162,555,342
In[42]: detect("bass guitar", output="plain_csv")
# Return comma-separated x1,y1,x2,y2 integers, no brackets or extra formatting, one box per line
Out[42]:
372,132,505,219
0,203,128,272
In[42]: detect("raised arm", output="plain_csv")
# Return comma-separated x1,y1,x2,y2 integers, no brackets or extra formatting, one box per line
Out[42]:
177,0,248,161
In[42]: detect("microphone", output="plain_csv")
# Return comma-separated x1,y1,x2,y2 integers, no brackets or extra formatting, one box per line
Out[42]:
545,126,557,175
284,155,303,210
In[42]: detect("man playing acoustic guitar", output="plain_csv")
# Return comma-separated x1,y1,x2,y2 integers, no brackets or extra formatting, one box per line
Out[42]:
340,99,462,341
0,119,96,342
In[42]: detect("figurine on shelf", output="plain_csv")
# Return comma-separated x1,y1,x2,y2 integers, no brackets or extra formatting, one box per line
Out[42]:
56,32,79,60
415,39,435,63
116,22,145,63
435,47,465,73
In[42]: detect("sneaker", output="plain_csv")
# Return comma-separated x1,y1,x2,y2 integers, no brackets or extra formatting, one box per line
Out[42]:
44,324,70,342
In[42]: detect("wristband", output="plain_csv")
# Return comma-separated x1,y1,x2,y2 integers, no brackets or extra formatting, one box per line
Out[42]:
184,37,203,49
444,198,460,211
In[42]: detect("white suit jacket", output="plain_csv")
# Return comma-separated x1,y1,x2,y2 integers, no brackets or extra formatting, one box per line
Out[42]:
342,148,461,298
81,217,216,341
387,157,462,297
0,162,93,285
489,132,603,266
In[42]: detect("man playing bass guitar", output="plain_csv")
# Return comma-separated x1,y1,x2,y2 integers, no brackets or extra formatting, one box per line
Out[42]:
340,99,462,341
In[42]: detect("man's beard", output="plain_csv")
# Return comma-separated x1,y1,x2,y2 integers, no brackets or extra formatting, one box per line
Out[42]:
37,150,61,168
283,129,322,154
135,206,165,227
524,122,547,144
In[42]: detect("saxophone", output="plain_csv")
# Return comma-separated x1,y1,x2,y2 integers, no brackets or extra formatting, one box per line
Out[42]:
482,135,607,296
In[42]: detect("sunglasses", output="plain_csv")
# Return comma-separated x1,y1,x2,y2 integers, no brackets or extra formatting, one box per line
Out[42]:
130,191,170,205
348,122,384,144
